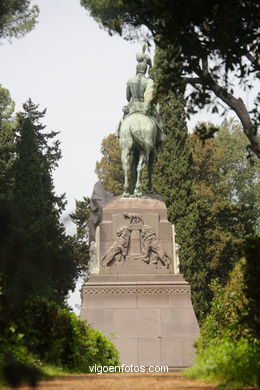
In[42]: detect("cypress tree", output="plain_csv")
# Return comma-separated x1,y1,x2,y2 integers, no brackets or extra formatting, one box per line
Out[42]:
7,99,78,306
152,90,206,320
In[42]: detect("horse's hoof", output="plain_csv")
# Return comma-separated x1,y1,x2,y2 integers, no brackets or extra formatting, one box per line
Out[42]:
123,192,130,198
134,190,142,198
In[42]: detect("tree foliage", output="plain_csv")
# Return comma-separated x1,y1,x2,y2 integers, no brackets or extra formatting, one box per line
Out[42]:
1,99,79,314
0,85,16,198
69,197,91,277
188,120,259,314
0,92,120,386
196,237,260,353
95,133,123,195
81,0,260,156
15,297,120,371
186,237,260,388
0,295,120,386
0,0,39,40
215,120,260,216
190,119,260,230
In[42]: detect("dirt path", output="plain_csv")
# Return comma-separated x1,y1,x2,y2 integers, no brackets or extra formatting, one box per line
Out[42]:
2,372,234,390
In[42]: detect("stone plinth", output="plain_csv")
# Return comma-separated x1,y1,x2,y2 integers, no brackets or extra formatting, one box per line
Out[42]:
80,196,200,368
81,274,199,367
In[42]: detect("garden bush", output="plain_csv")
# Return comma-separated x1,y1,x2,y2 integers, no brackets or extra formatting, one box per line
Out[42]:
196,237,260,353
15,297,120,372
0,324,34,367
186,238,260,388
195,260,249,353
186,338,260,388
0,323,45,386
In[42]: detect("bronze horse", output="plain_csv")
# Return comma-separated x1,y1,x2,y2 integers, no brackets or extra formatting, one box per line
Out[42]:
119,112,157,197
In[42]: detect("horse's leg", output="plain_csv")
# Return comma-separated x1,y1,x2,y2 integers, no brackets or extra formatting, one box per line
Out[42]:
148,148,156,193
120,124,133,197
131,148,138,194
134,150,148,197
121,147,131,197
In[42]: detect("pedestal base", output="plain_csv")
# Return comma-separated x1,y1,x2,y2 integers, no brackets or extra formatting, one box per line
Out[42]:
80,274,199,368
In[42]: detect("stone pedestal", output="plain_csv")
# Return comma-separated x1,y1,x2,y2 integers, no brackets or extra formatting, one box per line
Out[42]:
80,196,199,368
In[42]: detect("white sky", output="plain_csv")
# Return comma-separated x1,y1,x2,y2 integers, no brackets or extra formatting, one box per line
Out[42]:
0,0,258,313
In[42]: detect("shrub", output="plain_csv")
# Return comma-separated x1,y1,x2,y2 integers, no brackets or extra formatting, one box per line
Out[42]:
242,237,260,339
0,324,33,366
187,238,260,388
16,297,120,371
16,297,69,364
0,324,44,386
196,238,260,353
195,259,249,353
58,308,120,371
186,338,260,388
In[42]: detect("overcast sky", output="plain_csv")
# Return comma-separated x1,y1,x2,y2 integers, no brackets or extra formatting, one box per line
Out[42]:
0,0,258,312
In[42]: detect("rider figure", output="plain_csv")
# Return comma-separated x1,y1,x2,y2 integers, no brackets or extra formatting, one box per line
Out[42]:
115,47,165,148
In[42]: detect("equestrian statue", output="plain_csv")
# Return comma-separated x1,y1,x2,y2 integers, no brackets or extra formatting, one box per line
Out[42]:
115,45,165,197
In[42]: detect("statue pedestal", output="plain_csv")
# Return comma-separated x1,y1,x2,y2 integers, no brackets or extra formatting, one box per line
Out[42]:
80,196,199,368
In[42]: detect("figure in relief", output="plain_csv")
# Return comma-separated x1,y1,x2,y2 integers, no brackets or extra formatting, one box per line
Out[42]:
101,226,130,269
141,225,170,268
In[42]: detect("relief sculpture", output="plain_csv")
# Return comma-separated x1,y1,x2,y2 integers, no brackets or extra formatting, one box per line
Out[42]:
101,226,130,269
141,225,170,268
101,214,170,269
